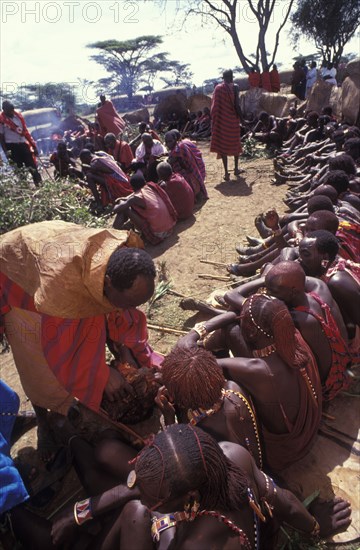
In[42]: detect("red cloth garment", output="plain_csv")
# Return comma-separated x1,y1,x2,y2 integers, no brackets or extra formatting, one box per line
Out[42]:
162,173,194,220
269,69,280,92
107,308,155,368
0,272,108,411
210,82,242,158
293,292,351,400
168,139,208,198
108,140,134,168
0,111,36,149
260,72,272,92
262,331,322,471
96,100,126,137
336,221,360,262
248,72,261,88
91,154,132,206
323,258,360,286
132,182,177,244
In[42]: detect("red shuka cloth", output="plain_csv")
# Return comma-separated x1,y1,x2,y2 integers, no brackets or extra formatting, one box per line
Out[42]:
260,72,272,92
162,173,194,220
96,100,126,137
262,332,322,471
210,82,242,157
248,72,261,88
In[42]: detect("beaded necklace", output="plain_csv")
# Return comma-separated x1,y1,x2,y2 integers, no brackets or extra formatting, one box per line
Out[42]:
252,343,277,358
187,390,263,470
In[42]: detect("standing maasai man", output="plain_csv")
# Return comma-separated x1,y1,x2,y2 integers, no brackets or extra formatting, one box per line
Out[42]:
0,100,42,185
96,95,126,138
210,70,242,181
0,221,157,459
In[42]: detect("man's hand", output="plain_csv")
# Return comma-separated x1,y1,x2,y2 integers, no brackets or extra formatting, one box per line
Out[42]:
104,367,134,402
51,507,78,547
155,386,176,425
33,147,39,157
263,209,280,230
310,497,351,538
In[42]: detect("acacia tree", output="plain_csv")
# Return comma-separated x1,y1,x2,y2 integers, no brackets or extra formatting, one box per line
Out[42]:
290,0,360,65
159,0,295,72
88,36,174,99
160,62,194,87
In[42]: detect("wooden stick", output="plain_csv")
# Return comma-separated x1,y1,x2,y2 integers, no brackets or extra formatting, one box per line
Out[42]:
168,289,187,298
198,274,230,281
200,260,228,267
147,323,188,335
46,488,84,519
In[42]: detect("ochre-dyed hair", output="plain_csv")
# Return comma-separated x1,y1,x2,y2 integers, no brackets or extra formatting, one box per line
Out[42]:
241,294,309,369
161,346,225,410
135,424,248,510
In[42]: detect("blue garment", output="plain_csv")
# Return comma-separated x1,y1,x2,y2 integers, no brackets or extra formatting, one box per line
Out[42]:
0,381,28,514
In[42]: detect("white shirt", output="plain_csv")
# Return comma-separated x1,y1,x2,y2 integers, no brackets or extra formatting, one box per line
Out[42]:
0,114,26,143
306,67,317,89
135,140,166,161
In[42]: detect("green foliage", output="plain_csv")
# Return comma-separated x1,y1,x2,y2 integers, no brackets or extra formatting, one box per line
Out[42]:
290,0,360,64
88,36,173,99
1,82,77,113
0,170,108,235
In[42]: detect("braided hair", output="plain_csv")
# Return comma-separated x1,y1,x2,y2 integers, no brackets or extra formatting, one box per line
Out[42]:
161,346,225,410
135,424,248,510
105,247,156,291
241,294,310,369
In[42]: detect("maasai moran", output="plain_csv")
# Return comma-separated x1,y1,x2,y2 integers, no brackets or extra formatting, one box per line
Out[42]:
158,345,263,468
298,230,360,351
113,172,177,245
104,132,134,172
156,161,194,220
217,294,322,472
0,100,42,185
265,262,352,400
12,425,352,548
0,221,156,458
80,149,132,207
210,70,242,181
96,95,126,138
165,130,208,199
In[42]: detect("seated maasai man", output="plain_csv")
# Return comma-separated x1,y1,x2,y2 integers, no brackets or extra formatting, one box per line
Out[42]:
79,148,132,208
264,262,352,400
49,140,82,180
113,172,177,245
210,69,242,180
96,94,126,138
0,221,157,460
165,130,208,199
156,161,194,220
178,294,322,473
104,132,134,172
156,345,262,468
190,107,211,139
134,133,167,182
298,230,360,354
13,425,352,548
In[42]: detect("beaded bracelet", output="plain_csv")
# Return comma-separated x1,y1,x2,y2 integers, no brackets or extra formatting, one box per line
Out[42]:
310,517,321,538
74,498,93,526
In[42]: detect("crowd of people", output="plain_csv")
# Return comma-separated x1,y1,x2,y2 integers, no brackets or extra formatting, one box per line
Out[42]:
0,65,359,549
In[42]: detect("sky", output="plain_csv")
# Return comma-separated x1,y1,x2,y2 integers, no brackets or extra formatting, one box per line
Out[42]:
1,0,359,106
